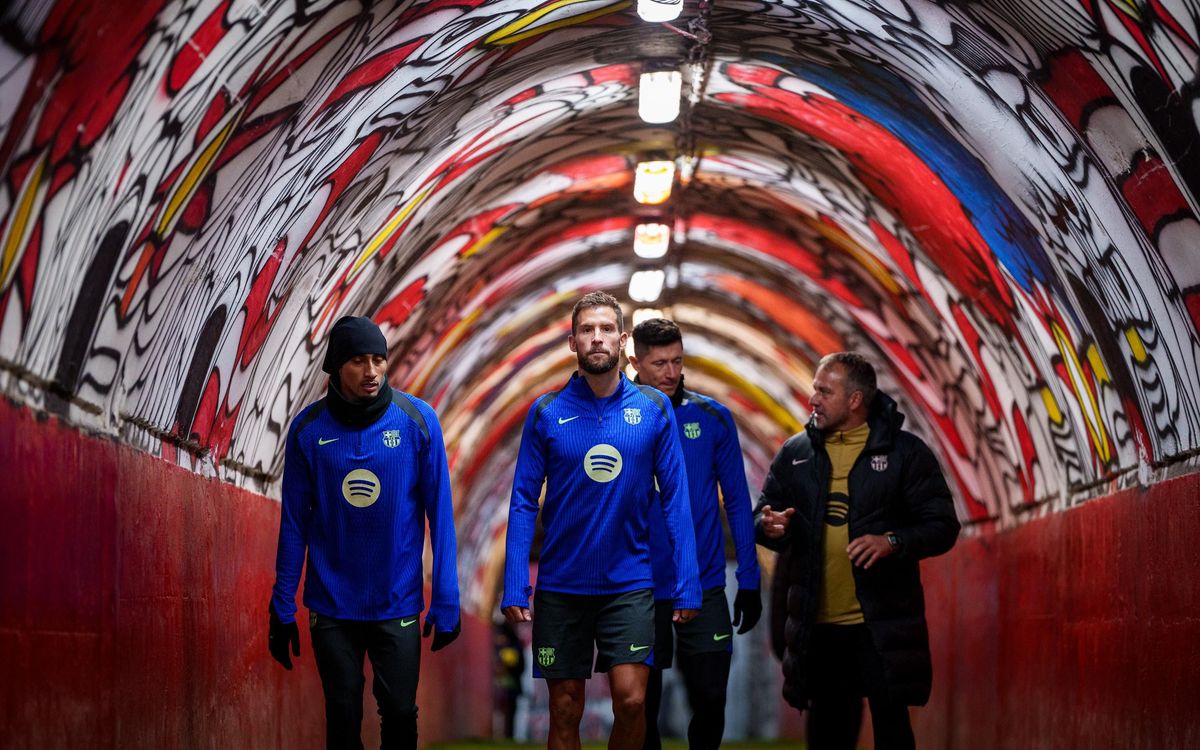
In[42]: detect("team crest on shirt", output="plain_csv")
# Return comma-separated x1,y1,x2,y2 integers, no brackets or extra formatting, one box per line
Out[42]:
683,422,701,439
538,647,556,667
382,430,401,448
624,408,642,425
871,455,888,472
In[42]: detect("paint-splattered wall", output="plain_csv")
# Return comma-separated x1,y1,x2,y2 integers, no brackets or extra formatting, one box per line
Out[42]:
1,0,1198,612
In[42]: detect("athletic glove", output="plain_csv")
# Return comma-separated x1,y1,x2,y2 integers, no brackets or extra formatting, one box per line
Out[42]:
268,601,300,670
732,588,762,634
423,620,461,652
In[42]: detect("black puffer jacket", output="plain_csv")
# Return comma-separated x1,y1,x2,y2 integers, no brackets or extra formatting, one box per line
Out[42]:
755,391,960,707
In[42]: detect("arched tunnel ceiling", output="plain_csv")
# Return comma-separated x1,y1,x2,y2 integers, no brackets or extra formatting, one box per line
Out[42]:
2,0,1199,614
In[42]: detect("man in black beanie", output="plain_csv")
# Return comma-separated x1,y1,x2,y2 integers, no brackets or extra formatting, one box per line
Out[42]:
269,315,462,750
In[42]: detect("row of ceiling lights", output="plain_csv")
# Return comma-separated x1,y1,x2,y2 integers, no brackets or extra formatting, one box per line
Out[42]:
627,1,687,306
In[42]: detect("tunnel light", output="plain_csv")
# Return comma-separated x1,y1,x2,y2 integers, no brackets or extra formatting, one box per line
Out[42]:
638,71,682,123
633,223,670,258
633,160,675,205
629,270,665,303
637,0,683,22
632,308,664,327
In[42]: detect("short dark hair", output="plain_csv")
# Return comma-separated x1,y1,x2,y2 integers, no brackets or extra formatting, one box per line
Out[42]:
819,352,877,404
631,318,682,358
571,291,624,333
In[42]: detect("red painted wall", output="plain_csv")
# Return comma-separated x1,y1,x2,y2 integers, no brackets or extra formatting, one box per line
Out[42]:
0,399,490,748
916,472,1200,749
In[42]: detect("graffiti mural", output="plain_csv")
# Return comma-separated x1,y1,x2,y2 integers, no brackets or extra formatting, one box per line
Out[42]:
1,0,1198,610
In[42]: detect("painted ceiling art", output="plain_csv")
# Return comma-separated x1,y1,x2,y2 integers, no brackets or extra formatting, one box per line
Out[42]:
1,0,1198,612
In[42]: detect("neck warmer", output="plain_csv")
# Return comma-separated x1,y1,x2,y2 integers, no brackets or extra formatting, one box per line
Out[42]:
325,375,393,428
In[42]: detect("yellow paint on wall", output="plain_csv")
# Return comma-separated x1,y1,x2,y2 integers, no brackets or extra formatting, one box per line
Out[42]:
1085,343,1111,384
351,187,432,277
156,115,240,237
1125,327,1148,364
1,154,45,287
462,226,508,258
1040,387,1063,425
484,0,630,46
1051,321,1111,464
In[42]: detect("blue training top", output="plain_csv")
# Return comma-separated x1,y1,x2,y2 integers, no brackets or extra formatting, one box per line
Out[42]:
271,391,460,629
503,372,702,610
649,388,761,599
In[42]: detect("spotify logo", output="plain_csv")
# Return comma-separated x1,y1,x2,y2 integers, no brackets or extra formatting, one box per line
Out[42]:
583,444,623,483
342,469,381,507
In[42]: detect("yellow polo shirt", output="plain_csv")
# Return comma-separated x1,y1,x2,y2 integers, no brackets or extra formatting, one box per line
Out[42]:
816,423,870,624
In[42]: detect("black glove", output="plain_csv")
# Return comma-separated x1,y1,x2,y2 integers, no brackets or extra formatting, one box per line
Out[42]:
268,602,301,670
732,588,762,634
423,619,461,652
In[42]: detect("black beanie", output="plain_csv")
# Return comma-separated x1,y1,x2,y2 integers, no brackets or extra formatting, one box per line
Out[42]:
322,316,387,374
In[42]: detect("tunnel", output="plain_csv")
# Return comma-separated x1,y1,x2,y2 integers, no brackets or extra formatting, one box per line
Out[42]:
2,0,1199,747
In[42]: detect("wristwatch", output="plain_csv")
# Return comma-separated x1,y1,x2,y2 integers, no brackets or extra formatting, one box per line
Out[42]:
886,532,901,551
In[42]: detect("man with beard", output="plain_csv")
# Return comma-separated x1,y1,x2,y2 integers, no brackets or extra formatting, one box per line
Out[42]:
756,353,959,750
628,317,761,750
269,315,461,750
503,291,702,750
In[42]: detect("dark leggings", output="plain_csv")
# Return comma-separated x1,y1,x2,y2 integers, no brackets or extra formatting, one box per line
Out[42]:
310,615,420,750
678,650,732,750
644,650,732,750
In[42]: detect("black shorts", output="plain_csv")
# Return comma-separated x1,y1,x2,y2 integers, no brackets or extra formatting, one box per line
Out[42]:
654,587,733,668
532,588,655,679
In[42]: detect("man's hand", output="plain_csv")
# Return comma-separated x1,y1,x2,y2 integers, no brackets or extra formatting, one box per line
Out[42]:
502,606,531,624
760,505,795,539
267,602,300,670
732,588,762,634
423,620,461,652
847,534,894,569
673,608,700,624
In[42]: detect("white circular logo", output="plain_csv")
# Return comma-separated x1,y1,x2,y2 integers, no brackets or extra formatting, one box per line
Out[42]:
583,444,623,483
341,469,381,507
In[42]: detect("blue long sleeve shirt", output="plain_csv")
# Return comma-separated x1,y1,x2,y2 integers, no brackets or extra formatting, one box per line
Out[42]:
650,388,761,599
271,391,460,629
503,373,702,610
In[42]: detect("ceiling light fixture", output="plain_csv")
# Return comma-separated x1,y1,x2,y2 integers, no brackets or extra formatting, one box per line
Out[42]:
637,0,683,22
632,308,665,327
638,70,682,123
633,160,675,204
629,269,666,302
633,223,671,258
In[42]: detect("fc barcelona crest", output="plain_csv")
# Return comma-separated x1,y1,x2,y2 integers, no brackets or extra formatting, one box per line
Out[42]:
624,408,642,425
683,422,701,439
538,647,556,667
382,429,401,448
871,455,888,472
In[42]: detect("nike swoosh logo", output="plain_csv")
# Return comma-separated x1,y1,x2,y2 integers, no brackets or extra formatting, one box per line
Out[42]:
629,644,651,652
713,633,731,641
792,457,809,465
400,618,417,627
558,416,580,424
319,438,339,445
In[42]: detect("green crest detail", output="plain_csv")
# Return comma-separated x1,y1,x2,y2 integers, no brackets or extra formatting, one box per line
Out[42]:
537,647,556,667
683,422,701,439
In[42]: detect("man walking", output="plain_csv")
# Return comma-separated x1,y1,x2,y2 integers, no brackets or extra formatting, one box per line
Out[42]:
502,292,702,750
269,315,461,750
628,318,761,750
756,352,959,750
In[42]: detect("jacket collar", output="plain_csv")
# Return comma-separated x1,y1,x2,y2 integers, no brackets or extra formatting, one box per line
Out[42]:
566,370,632,402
